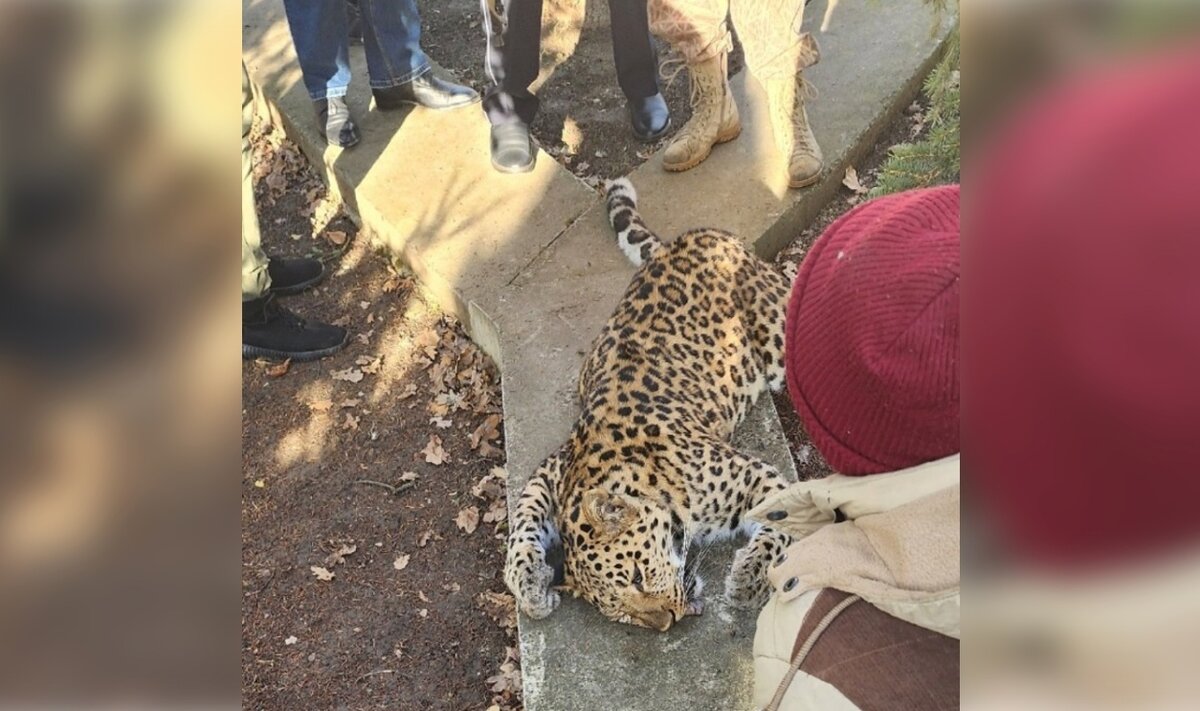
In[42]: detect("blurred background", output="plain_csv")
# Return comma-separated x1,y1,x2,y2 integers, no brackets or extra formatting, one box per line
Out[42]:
0,0,1197,707
964,0,1200,708
0,0,239,705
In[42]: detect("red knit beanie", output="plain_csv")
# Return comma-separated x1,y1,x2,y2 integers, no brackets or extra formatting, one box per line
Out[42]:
971,45,1200,567
785,185,960,475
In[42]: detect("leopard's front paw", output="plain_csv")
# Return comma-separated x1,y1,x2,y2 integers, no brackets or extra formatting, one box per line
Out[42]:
724,545,772,610
505,542,561,619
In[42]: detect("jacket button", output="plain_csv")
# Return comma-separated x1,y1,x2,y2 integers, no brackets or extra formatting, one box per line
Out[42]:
783,577,798,592
773,553,787,568
766,510,787,521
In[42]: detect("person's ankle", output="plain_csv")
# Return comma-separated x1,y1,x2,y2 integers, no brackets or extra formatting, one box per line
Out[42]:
314,96,359,148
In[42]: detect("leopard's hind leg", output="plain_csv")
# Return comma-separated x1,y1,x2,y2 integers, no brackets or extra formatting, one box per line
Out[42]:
734,253,791,393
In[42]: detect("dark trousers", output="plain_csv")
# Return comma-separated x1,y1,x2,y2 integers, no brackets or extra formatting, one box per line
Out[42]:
482,0,660,126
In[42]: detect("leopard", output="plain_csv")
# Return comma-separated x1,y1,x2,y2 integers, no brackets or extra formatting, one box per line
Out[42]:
504,177,794,632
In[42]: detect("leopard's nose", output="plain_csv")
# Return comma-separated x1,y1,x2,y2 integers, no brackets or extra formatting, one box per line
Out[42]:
642,609,674,632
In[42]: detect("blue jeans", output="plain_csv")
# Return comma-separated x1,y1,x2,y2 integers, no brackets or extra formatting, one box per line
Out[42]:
282,0,431,101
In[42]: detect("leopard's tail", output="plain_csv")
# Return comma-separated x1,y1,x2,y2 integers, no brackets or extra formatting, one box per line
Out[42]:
605,178,662,267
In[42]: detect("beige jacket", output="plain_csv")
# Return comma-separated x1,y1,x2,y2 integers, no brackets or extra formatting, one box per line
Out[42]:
748,456,961,711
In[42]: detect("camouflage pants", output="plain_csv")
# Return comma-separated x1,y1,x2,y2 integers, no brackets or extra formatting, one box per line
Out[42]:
648,0,818,80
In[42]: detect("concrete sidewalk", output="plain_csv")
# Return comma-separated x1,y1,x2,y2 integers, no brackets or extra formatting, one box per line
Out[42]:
242,0,954,706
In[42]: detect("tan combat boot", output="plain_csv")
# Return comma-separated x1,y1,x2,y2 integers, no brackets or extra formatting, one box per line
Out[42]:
662,53,742,172
765,74,824,188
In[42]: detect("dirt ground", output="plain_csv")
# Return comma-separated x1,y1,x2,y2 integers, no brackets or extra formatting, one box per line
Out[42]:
242,9,935,706
242,118,521,711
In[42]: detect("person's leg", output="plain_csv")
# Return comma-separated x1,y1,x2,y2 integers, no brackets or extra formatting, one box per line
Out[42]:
647,0,739,171
280,0,353,101
357,0,431,88
359,0,479,110
730,0,823,188
280,0,360,147
610,0,671,140
242,62,348,360
609,0,660,102
482,0,543,172
647,0,730,65
482,0,544,127
242,63,271,302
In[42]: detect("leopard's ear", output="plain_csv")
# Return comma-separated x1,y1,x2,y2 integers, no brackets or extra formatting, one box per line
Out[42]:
582,488,637,538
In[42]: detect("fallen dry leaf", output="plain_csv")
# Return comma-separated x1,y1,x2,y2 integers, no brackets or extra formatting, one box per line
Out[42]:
331,367,364,383
470,414,503,450
442,582,461,593
418,590,431,603
324,543,357,567
418,608,429,618
482,499,507,524
265,359,291,377
324,229,347,246
455,506,480,535
399,471,420,483
393,554,411,571
417,530,433,547
421,435,448,465
842,166,869,194
342,412,360,431
355,354,383,374
284,635,298,646
478,441,503,459
478,591,519,632
472,470,506,499
340,398,361,408
310,566,335,581
309,398,334,412
430,416,453,429
415,330,439,359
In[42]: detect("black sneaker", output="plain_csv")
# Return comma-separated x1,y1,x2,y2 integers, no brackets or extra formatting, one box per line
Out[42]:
315,97,359,148
373,73,479,111
242,294,348,361
267,257,325,296
490,122,535,174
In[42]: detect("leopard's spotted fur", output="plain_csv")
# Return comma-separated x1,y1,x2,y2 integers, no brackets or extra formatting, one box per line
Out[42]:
504,178,793,631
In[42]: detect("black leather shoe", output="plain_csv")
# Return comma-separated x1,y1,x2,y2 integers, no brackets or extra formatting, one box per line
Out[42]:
629,92,671,142
315,97,359,148
490,123,535,174
373,73,479,111
267,257,325,296
242,294,348,362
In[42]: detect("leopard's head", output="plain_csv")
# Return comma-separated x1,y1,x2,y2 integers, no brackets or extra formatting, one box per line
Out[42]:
559,487,689,631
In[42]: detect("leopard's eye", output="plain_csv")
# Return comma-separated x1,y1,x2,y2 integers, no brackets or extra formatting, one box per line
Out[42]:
631,565,644,590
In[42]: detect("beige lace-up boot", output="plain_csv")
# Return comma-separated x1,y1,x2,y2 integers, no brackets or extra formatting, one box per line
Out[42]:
765,72,824,188
662,52,741,172
734,0,825,188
